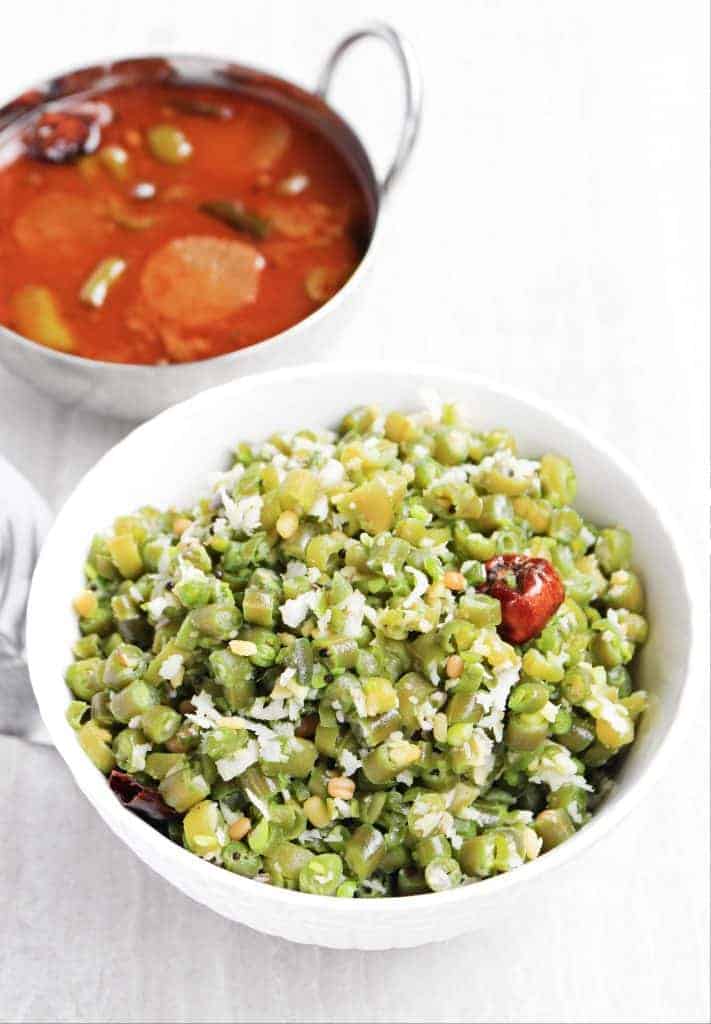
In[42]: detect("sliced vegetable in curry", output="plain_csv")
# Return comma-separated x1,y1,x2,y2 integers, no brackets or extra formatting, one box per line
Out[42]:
0,82,372,364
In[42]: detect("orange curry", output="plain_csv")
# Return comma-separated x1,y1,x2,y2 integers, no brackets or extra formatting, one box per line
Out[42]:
0,83,371,364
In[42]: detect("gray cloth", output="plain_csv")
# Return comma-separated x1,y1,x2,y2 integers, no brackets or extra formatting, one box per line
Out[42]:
0,454,51,744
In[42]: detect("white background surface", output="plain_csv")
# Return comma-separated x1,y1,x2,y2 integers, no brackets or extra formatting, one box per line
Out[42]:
0,2,708,1022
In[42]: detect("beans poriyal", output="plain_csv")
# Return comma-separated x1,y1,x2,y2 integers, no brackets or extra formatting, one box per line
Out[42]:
66,399,648,897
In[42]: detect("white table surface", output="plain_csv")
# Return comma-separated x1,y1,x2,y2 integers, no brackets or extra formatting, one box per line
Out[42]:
0,2,708,1022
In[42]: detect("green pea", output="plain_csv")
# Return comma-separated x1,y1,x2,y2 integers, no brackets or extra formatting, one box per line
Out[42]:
147,124,193,164
99,145,131,180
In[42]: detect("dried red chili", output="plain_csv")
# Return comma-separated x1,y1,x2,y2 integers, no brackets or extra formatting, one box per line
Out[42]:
108,769,178,822
480,554,565,644
24,110,101,163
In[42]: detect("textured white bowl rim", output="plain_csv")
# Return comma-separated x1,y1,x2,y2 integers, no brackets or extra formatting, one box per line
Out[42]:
26,360,697,930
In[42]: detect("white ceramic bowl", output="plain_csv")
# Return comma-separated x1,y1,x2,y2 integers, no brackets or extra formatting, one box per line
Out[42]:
26,362,694,949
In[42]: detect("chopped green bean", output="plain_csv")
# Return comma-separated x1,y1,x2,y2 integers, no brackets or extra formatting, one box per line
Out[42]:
66,399,649,897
